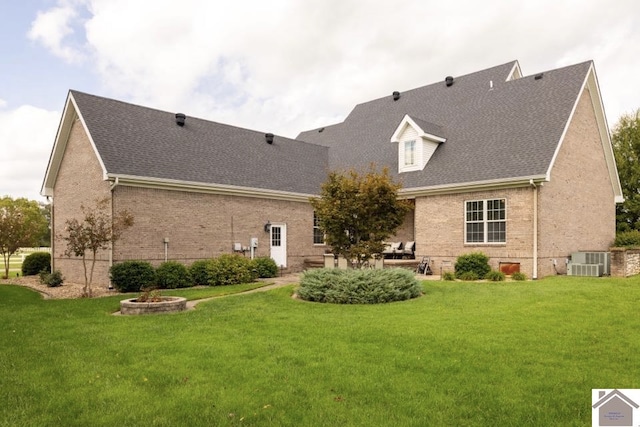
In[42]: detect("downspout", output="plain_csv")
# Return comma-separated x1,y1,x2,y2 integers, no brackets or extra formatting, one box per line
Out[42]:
109,177,119,275
48,196,54,273
531,180,538,280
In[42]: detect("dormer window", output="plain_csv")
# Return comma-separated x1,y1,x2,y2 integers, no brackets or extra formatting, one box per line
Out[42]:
404,140,416,166
391,114,446,173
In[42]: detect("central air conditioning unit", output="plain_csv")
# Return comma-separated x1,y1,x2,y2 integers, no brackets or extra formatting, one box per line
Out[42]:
569,252,610,276
567,263,602,277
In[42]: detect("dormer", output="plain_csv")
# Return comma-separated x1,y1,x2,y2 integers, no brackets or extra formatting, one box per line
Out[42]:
390,114,446,173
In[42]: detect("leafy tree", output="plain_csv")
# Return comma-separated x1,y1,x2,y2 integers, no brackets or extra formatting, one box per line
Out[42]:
612,109,640,231
60,198,133,297
0,197,49,279
310,165,411,268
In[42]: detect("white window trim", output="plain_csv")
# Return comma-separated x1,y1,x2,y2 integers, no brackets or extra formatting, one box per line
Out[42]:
404,140,417,167
313,212,325,245
464,198,507,245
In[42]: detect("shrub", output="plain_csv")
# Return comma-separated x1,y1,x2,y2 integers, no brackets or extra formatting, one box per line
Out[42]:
39,269,64,287
189,260,211,286
110,261,156,293
485,270,506,282
156,261,192,289
511,271,527,281
21,252,51,276
458,271,479,281
250,257,278,278
614,230,640,247
206,254,256,286
442,271,456,281
297,268,422,304
455,252,491,279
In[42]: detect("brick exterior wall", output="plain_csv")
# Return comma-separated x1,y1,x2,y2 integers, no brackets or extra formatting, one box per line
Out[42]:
537,87,616,276
414,187,536,276
52,118,112,287
112,186,326,275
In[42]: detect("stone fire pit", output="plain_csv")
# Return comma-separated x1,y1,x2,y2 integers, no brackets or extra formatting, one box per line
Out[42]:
120,296,187,315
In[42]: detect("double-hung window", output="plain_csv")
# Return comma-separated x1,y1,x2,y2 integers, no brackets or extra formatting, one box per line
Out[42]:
313,212,324,245
465,199,506,243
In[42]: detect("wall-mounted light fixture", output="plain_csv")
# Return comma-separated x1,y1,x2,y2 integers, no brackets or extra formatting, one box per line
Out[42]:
264,220,271,233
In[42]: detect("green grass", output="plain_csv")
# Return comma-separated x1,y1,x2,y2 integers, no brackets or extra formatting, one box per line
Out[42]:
1,276,639,426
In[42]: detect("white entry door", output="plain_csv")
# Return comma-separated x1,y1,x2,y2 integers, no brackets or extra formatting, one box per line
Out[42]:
270,223,287,268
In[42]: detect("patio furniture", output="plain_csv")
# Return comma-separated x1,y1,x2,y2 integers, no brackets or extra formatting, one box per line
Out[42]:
403,241,415,259
382,242,403,259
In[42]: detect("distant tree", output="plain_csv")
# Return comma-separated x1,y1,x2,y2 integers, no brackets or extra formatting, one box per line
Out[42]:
60,198,134,297
612,109,640,231
310,165,411,268
0,197,49,279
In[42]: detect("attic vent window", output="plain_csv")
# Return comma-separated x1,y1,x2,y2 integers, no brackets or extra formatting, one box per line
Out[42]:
534,73,544,80
445,76,454,87
175,113,186,126
265,133,274,144
392,91,400,101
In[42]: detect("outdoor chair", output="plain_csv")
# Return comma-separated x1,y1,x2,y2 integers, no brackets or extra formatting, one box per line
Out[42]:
403,241,415,259
416,256,432,275
382,242,403,259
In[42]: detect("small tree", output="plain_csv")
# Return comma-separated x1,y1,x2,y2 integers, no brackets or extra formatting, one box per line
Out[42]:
0,197,49,279
310,165,411,268
612,109,640,231
61,198,133,297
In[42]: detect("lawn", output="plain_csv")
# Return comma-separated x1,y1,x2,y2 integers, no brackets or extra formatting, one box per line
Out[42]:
1,276,639,426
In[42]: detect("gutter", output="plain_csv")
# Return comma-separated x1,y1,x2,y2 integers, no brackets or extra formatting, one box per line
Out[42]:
531,179,539,279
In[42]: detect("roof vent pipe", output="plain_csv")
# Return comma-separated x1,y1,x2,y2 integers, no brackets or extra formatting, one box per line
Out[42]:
534,73,544,80
175,113,186,126
392,91,400,101
445,76,454,87
265,133,274,144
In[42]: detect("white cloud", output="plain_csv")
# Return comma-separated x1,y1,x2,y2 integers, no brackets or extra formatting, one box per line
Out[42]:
28,0,86,63
0,106,60,201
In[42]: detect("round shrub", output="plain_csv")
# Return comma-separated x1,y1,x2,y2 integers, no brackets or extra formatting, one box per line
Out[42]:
485,270,506,282
614,230,640,247
458,271,479,281
511,271,527,281
21,252,51,276
156,261,192,289
206,254,256,286
250,256,278,278
110,260,156,292
297,268,422,304
455,252,491,279
39,269,64,287
189,259,211,286
442,271,456,281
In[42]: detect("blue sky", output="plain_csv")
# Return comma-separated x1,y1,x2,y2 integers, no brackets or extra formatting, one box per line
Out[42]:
1,0,639,201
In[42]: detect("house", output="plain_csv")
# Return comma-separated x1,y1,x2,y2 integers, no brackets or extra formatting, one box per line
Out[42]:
592,389,639,426
42,60,622,286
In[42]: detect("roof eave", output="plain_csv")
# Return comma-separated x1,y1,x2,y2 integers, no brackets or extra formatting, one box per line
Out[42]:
399,175,547,198
107,174,316,202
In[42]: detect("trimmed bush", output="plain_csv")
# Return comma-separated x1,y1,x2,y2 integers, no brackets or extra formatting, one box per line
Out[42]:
442,271,456,281
297,268,422,304
189,260,211,286
614,230,640,247
251,257,278,278
21,252,51,276
156,261,192,289
511,271,527,281
206,254,256,286
485,270,506,282
458,271,479,281
110,261,156,293
39,269,64,287
455,252,491,279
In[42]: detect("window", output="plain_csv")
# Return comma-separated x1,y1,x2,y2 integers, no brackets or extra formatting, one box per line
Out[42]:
404,140,416,166
313,212,324,244
465,199,506,243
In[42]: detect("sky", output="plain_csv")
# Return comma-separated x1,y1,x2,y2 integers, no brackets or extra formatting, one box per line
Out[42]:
1,0,639,202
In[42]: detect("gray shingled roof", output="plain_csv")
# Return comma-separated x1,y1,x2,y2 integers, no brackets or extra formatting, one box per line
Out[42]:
298,61,592,189
71,91,328,194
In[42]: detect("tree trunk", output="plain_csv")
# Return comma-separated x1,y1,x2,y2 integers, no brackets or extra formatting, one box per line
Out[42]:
82,253,89,298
